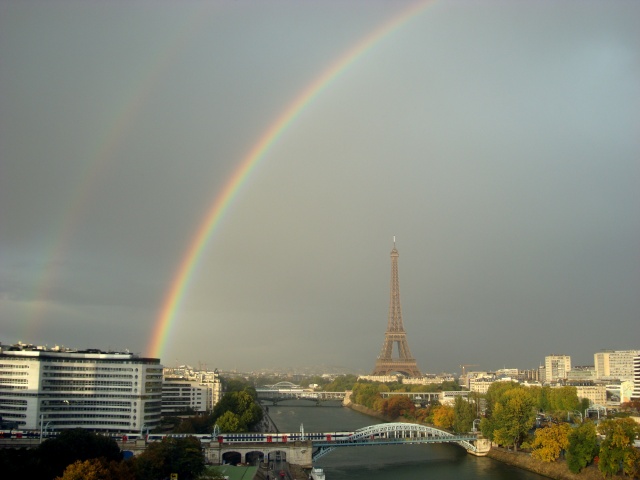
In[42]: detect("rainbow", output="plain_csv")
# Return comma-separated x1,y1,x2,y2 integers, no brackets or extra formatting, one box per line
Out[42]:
23,4,215,341
147,0,434,359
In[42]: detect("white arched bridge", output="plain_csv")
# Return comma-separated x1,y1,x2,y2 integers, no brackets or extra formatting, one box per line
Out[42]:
309,422,489,460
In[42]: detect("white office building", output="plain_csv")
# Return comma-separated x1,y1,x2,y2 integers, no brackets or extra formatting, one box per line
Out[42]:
0,343,162,432
544,355,571,383
594,350,640,382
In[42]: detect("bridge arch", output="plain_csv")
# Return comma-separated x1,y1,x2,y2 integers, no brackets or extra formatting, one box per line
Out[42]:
312,422,482,461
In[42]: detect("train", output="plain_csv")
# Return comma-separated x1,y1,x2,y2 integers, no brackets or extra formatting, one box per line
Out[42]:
0,429,356,444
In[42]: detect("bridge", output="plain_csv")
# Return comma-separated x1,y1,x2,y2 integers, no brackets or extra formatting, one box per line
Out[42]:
1,421,490,467
256,382,347,405
309,422,489,461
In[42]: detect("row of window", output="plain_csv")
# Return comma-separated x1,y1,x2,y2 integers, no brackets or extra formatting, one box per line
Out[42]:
46,413,133,420
44,365,137,372
0,371,29,376
0,392,161,400
42,387,134,392
44,380,133,385
43,373,136,379
0,399,27,405
0,379,28,384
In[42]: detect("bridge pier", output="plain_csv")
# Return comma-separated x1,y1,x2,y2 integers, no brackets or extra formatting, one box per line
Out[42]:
466,437,491,456
203,441,313,468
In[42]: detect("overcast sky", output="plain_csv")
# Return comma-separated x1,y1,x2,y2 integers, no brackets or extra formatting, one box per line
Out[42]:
1,0,638,375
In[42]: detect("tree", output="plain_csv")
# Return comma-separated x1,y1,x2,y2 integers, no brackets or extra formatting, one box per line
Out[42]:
386,395,416,419
55,458,135,480
432,405,455,430
135,436,205,480
211,388,263,432
323,374,358,392
597,418,640,478
452,396,475,434
530,423,571,463
34,429,122,480
55,459,109,480
486,387,536,451
216,411,241,432
566,421,598,474
548,386,580,413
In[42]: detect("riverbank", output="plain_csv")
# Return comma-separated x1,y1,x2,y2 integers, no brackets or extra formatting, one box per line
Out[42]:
345,402,627,480
487,447,626,480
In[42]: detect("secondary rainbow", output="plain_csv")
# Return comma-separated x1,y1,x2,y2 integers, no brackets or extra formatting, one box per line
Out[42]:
148,0,434,359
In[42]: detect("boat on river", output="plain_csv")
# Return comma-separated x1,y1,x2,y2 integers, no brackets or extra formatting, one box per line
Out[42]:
310,467,326,480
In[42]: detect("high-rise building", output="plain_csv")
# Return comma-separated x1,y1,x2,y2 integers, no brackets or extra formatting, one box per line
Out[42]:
631,354,640,401
372,239,421,378
544,355,571,383
0,343,162,432
594,350,640,381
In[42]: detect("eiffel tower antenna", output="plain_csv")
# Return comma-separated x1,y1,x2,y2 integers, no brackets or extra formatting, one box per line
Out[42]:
372,238,422,377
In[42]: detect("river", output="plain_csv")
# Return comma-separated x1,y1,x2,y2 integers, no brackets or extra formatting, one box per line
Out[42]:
266,400,547,480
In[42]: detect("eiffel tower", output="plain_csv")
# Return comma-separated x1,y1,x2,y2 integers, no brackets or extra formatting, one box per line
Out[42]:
372,238,422,378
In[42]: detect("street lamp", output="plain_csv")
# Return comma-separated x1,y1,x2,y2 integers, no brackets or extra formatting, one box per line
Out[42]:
472,419,481,433
568,410,583,423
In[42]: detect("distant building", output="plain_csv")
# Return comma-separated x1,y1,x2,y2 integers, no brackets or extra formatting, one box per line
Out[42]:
544,355,571,383
594,350,640,382
0,342,162,432
162,366,222,414
469,377,495,394
403,374,456,385
631,354,640,401
357,374,400,383
567,366,596,382
574,384,607,406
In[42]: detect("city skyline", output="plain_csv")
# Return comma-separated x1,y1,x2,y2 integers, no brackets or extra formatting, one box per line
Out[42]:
1,1,639,373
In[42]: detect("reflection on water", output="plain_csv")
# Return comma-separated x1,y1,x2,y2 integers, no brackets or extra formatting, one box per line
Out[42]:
266,400,546,480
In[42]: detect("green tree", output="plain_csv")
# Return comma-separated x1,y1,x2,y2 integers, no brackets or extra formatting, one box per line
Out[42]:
548,386,580,413
216,411,241,432
211,389,263,431
484,387,536,451
135,436,204,480
530,423,571,463
597,417,640,478
323,374,358,392
565,421,598,474
452,396,475,434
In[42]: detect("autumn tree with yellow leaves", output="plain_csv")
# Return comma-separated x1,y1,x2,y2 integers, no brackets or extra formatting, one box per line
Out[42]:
529,422,571,462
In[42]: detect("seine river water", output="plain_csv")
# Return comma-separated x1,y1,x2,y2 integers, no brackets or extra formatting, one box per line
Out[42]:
267,400,547,480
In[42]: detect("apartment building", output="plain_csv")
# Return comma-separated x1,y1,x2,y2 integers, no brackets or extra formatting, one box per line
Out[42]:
594,350,640,381
544,355,571,383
